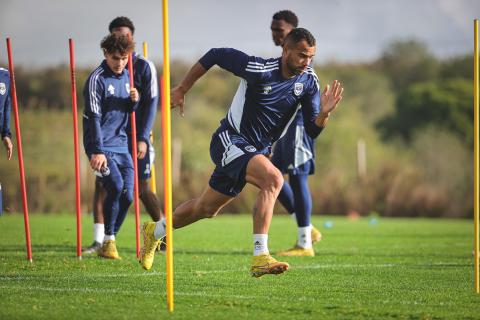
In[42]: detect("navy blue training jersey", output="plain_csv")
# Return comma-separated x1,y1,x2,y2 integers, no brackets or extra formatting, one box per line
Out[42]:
83,61,138,157
0,68,11,139
129,52,159,143
199,48,322,150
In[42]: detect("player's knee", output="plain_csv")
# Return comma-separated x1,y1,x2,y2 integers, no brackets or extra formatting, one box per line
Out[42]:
122,188,134,205
263,169,284,194
107,180,124,196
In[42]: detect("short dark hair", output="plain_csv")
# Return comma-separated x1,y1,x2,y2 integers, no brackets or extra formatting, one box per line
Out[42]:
284,28,316,47
108,16,135,34
272,10,299,28
101,33,135,55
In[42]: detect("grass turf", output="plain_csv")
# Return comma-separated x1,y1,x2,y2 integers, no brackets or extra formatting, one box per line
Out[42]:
0,214,478,319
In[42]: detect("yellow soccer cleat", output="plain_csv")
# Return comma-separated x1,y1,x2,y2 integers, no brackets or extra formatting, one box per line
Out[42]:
277,245,315,257
250,254,289,278
311,225,322,244
98,240,121,260
139,222,160,270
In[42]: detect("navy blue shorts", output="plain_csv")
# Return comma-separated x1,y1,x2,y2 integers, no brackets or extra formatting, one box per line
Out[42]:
271,123,315,176
137,142,154,180
128,139,155,181
209,123,269,197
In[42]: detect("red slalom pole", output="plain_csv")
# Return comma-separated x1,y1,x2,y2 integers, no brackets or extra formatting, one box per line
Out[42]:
6,38,32,262
128,53,141,258
68,39,82,259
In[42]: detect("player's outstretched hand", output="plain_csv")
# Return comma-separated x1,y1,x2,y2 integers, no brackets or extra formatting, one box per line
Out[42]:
2,137,12,160
320,80,343,115
130,88,139,103
171,86,185,117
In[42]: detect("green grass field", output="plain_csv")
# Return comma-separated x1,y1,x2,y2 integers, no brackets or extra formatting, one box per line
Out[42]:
0,214,478,319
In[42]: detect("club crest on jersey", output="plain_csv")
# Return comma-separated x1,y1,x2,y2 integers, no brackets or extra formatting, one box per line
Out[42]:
245,145,257,153
125,83,130,92
262,85,272,94
107,84,115,95
294,83,303,96
0,83,6,95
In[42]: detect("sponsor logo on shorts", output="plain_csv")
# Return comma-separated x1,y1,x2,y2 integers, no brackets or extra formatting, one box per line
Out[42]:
0,83,6,95
245,145,257,153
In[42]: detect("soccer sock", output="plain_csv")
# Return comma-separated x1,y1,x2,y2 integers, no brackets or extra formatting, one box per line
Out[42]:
297,226,312,249
104,234,115,242
154,218,167,239
253,234,269,256
290,174,312,227
93,223,104,244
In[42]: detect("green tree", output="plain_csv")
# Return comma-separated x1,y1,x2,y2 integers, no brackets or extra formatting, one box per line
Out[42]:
378,79,473,145
378,39,439,92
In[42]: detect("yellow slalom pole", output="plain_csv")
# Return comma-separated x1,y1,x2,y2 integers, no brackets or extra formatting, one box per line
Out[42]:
474,18,479,294
142,41,158,195
162,0,174,311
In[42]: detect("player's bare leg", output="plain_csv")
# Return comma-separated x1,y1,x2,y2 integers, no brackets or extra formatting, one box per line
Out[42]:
245,155,290,277
83,179,106,253
139,179,162,222
140,186,234,270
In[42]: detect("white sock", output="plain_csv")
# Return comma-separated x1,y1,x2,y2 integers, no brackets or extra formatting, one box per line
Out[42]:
93,223,104,243
297,226,312,249
104,234,115,241
253,234,269,256
154,218,166,239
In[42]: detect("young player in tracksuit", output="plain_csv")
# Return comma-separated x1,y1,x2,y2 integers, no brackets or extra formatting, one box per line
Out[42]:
139,28,343,277
84,17,162,254
83,33,139,259
0,68,13,160
270,10,322,257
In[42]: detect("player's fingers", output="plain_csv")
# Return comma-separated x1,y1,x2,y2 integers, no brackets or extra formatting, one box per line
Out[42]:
180,102,185,117
336,87,344,100
322,84,330,95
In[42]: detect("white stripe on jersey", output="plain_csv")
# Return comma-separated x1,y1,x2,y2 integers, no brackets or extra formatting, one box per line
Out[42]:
89,67,104,114
245,67,279,73
278,104,302,140
294,125,313,168
227,79,247,133
246,61,278,72
245,63,278,70
247,60,278,66
305,67,319,90
140,56,158,98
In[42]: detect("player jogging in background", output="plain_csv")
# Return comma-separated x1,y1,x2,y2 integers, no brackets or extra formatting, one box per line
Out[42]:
0,67,13,160
139,28,343,277
271,10,322,257
83,33,139,259
83,17,163,254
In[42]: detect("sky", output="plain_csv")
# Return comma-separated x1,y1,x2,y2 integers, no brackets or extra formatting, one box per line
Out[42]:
0,0,479,67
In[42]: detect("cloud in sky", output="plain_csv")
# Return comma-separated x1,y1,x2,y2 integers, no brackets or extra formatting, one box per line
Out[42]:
0,0,478,67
